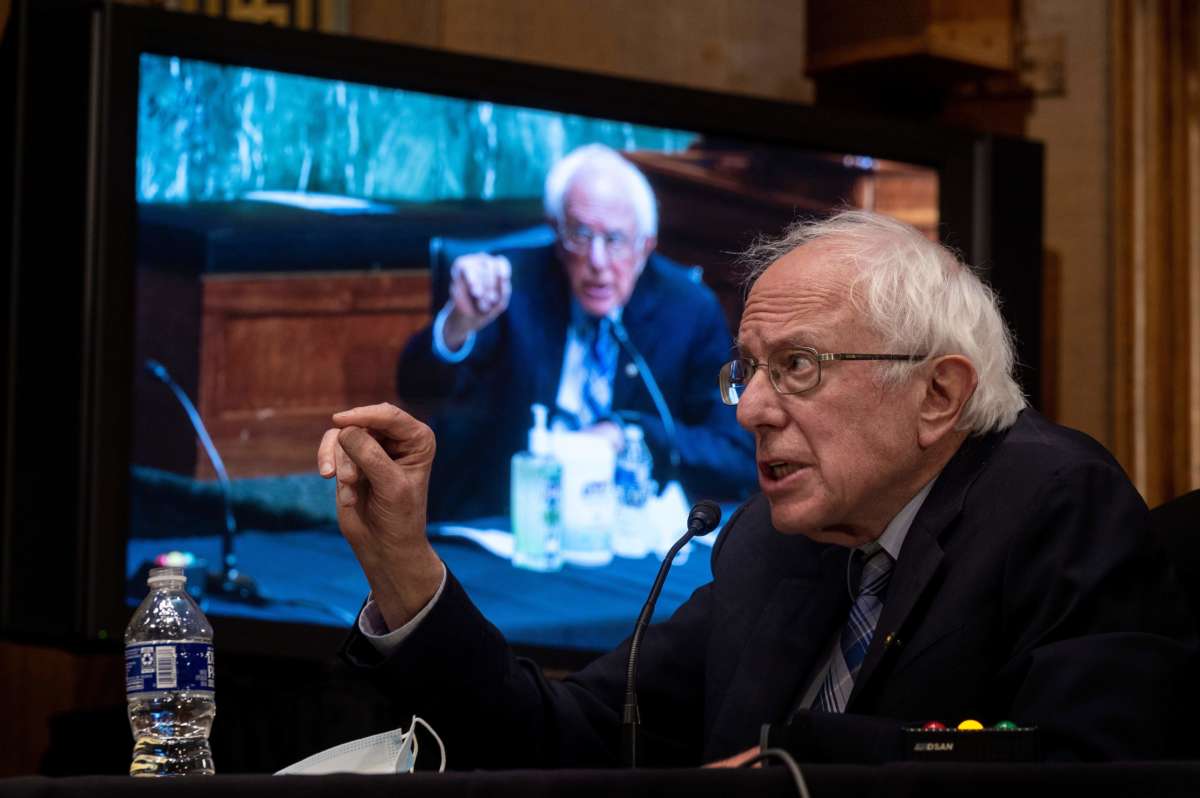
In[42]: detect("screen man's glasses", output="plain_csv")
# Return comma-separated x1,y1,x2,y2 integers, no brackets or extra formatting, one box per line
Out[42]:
560,223,641,260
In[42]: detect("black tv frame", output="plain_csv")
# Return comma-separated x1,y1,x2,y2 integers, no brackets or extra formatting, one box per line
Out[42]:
1,0,1042,664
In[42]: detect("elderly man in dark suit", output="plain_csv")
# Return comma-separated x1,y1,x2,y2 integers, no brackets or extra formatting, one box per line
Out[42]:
319,210,1195,766
397,143,756,520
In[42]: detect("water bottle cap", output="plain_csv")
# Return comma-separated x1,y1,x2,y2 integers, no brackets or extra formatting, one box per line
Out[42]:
147,566,186,586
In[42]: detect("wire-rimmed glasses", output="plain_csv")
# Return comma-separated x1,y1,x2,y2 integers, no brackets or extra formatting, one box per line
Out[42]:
718,347,927,405
559,222,641,260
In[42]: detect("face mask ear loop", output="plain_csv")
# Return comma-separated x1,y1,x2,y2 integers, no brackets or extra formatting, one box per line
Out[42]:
394,715,419,775
403,729,417,772
412,715,447,772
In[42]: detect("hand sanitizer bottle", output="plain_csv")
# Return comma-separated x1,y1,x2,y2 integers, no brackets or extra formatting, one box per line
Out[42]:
511,404,564,572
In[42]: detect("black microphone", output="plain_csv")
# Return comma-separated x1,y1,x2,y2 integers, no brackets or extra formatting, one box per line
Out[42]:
144,358,261,603
609,317,682,474
621,499,722,767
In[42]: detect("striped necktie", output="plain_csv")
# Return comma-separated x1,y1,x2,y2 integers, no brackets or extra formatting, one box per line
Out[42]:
813,544,894,713
580,316,617,425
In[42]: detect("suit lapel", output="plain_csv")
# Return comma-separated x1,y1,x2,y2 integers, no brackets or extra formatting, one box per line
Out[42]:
848,521,944,706
846,429,1006,708
708,544,849,753
514,248,570,407
611,257,661,411
611,347,637,411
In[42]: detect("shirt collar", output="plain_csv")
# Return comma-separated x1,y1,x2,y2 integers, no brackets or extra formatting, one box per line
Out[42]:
863,475,938,562
569,298,623,333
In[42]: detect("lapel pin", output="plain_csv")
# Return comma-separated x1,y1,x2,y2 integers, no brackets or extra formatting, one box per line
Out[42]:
624,363,639,378
883,633,903,649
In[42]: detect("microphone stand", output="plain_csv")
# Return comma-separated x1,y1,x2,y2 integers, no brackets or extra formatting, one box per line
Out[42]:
145,359,263,604
609,317,681,476
621,500,721,767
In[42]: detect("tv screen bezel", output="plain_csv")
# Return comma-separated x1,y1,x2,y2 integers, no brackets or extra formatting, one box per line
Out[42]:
8,2,1039,664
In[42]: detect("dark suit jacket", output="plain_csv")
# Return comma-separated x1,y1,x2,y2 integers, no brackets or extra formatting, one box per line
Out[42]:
398,245,756,520
341,409,1197,766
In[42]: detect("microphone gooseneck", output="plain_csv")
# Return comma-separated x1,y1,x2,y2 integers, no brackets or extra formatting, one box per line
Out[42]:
142,359,356,623
145,358,240,583
143,358,266,605
609,317,681,474
621,499,722,767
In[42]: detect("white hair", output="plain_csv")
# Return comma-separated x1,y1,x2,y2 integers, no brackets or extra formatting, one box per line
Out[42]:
543,143,658,238
740,210,1027,435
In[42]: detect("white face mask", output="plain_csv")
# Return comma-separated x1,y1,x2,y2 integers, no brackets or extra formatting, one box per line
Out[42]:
275,715,445,775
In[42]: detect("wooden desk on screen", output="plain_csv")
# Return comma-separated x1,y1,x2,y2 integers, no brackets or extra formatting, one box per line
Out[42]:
193,271,430,479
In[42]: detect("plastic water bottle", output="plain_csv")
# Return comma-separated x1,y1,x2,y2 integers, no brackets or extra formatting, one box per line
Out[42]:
125,566,216,776
613,425,655,558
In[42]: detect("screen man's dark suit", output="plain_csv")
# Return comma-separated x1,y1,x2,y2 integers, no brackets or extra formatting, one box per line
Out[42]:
342,409,1196,766
397,244,757,520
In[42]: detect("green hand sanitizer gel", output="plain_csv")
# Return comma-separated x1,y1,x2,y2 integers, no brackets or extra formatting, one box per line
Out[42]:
511,404,564,571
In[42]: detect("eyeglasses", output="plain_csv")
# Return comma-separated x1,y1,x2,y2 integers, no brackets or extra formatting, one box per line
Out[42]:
718,347,927,405
560,223,641,260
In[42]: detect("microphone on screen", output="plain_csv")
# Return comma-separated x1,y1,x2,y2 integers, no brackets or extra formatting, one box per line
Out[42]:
609,317,681,476
621,499,722,768
144,358,262,605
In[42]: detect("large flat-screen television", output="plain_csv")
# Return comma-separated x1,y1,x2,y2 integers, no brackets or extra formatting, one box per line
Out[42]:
1,2,1042,664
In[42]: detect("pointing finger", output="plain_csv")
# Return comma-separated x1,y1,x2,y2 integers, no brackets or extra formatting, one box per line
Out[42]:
333,435,358,507
337,425,403,488
497,264,512,310
335,431,361,486
478,257,500,310
485,256,503,304
465,260,485,300
332,403,435,452
318,428,340,477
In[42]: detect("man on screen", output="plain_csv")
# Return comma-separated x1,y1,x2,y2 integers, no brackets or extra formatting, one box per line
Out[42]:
320,210,1195,766
397,143,756,520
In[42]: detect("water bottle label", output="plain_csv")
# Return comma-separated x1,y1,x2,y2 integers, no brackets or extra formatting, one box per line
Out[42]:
614,465,636,491
125,643,215,696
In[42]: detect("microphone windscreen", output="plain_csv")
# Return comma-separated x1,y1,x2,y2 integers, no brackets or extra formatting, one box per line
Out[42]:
687,499,722,535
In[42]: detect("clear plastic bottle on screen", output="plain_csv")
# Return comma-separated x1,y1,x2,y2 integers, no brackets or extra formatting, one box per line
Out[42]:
612,424,656,558
125,566,216,776
511,403,564,571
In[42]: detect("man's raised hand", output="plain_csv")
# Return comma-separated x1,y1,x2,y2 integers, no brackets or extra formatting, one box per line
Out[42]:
442,252,512,350
318,403,443,631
